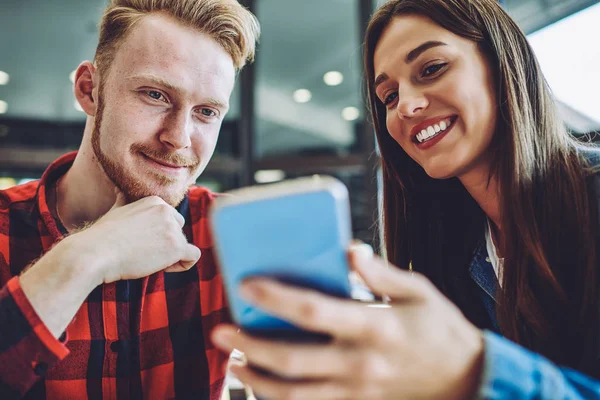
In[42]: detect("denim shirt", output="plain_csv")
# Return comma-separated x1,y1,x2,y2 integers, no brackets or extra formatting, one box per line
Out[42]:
473,147,600,399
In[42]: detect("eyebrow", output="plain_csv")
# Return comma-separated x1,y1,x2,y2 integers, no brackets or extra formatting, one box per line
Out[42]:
373,40,448,91
126,74,229,110
406,40,447,63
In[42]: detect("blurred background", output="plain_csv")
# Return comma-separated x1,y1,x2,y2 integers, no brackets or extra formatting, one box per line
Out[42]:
1,0,600,250
1,0,599,398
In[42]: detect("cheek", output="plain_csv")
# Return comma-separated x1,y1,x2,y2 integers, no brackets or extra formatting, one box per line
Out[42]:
452,68,496,131
385,114,419,162
386,113,403,144
192,128,219,154
110,92,160,137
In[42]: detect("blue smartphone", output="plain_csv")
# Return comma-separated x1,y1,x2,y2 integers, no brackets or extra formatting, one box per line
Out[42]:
209,175,353,341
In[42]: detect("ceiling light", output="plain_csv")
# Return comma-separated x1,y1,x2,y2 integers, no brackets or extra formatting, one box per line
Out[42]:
0,100,7,114
254,170,286,184
323,71,344,86
74,100,84,112
0,71,9,85
293,89,312,103
70,70,77,83
342,106,360,121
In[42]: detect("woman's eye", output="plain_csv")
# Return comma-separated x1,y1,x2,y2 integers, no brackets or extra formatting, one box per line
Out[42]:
422,63,447,77
384,92,398,107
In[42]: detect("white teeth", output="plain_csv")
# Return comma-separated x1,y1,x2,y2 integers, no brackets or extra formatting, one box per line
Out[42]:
415,118,453,143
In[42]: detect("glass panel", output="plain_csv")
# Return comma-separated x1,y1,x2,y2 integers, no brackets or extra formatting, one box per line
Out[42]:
254,0,363,158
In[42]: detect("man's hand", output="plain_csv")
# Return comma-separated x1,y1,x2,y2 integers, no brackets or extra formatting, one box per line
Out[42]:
77,192,201,284
20,192,200,339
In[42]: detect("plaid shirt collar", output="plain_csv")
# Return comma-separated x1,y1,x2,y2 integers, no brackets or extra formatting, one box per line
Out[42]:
31,151,78,251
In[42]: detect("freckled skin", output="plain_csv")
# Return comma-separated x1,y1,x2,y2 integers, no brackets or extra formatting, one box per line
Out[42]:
91,13,236,206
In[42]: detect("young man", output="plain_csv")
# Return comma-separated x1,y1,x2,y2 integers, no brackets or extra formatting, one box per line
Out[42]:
0,0,259,398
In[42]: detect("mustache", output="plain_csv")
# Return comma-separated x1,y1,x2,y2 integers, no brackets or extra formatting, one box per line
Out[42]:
131,143,200,168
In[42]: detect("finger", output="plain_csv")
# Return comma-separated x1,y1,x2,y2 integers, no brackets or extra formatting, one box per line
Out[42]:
182,244,201,264
164,245,201,272
239,279,376,341
348,245,431,301
152,199,184,228
171,208,185,228
230,364,351,400
163,263,190,273
212,326,353,380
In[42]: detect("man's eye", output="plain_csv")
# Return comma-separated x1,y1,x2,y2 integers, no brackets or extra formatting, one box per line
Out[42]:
147,90,165,101
200,108,216,117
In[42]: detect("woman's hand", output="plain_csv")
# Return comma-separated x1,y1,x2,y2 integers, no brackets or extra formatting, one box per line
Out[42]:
212,244,485,400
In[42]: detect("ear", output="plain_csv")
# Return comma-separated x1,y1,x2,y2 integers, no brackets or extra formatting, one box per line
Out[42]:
73,61,99,117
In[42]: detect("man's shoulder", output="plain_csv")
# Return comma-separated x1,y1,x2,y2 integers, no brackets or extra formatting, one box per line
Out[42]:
0,180,40,212
186,185,223,211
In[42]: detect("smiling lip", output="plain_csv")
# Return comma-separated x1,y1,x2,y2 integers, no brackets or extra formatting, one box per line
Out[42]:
141,153,188,171
410,115,457,141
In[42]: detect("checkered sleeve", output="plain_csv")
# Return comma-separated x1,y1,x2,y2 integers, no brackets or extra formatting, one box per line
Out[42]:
0,276,70,398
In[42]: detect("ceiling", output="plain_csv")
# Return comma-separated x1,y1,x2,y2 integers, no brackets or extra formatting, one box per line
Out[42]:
0,0,598,156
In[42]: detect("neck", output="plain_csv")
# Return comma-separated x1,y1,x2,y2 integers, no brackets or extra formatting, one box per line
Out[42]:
458,163,503,244
56,125,117,231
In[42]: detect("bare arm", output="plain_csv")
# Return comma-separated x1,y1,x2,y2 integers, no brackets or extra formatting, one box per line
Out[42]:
19,194,200,339
19,234,102,339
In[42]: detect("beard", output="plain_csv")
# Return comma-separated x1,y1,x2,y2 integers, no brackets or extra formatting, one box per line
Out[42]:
91,81,200,207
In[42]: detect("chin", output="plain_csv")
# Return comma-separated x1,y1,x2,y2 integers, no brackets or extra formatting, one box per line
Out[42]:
422,165,457,180
120,179,190,207
149,185,190,207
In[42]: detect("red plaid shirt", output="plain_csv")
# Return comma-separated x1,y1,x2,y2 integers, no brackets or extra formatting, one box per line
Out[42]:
0,152,230,399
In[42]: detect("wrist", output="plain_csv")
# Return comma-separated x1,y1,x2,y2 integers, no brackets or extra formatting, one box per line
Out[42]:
449,328,485,400
19,233,104,339
58,233,105,289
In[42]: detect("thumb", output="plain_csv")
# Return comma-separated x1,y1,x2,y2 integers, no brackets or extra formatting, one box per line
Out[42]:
348,243,429,301
163,259,198,273
110,187,127,210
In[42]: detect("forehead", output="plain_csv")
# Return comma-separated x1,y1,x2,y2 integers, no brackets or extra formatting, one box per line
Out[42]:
109,13,235,92
374,14,466,73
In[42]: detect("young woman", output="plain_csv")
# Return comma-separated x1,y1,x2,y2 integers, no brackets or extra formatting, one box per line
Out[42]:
212,0,600,398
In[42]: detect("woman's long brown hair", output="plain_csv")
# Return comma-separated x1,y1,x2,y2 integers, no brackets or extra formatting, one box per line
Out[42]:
365,0,599,375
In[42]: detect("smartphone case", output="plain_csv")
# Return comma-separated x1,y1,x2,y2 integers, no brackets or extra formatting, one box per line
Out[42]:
209,175,353,338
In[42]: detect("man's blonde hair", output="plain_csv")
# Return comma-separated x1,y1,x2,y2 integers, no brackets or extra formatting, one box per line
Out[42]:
95,0,260,75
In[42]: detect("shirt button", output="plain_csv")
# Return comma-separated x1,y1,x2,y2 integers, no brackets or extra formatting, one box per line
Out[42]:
34,362,48,375
485,257,491,263
110,341,121,353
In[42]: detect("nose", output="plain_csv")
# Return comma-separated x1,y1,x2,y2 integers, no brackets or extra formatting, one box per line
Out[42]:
159,108,193,150
395,85,428,120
